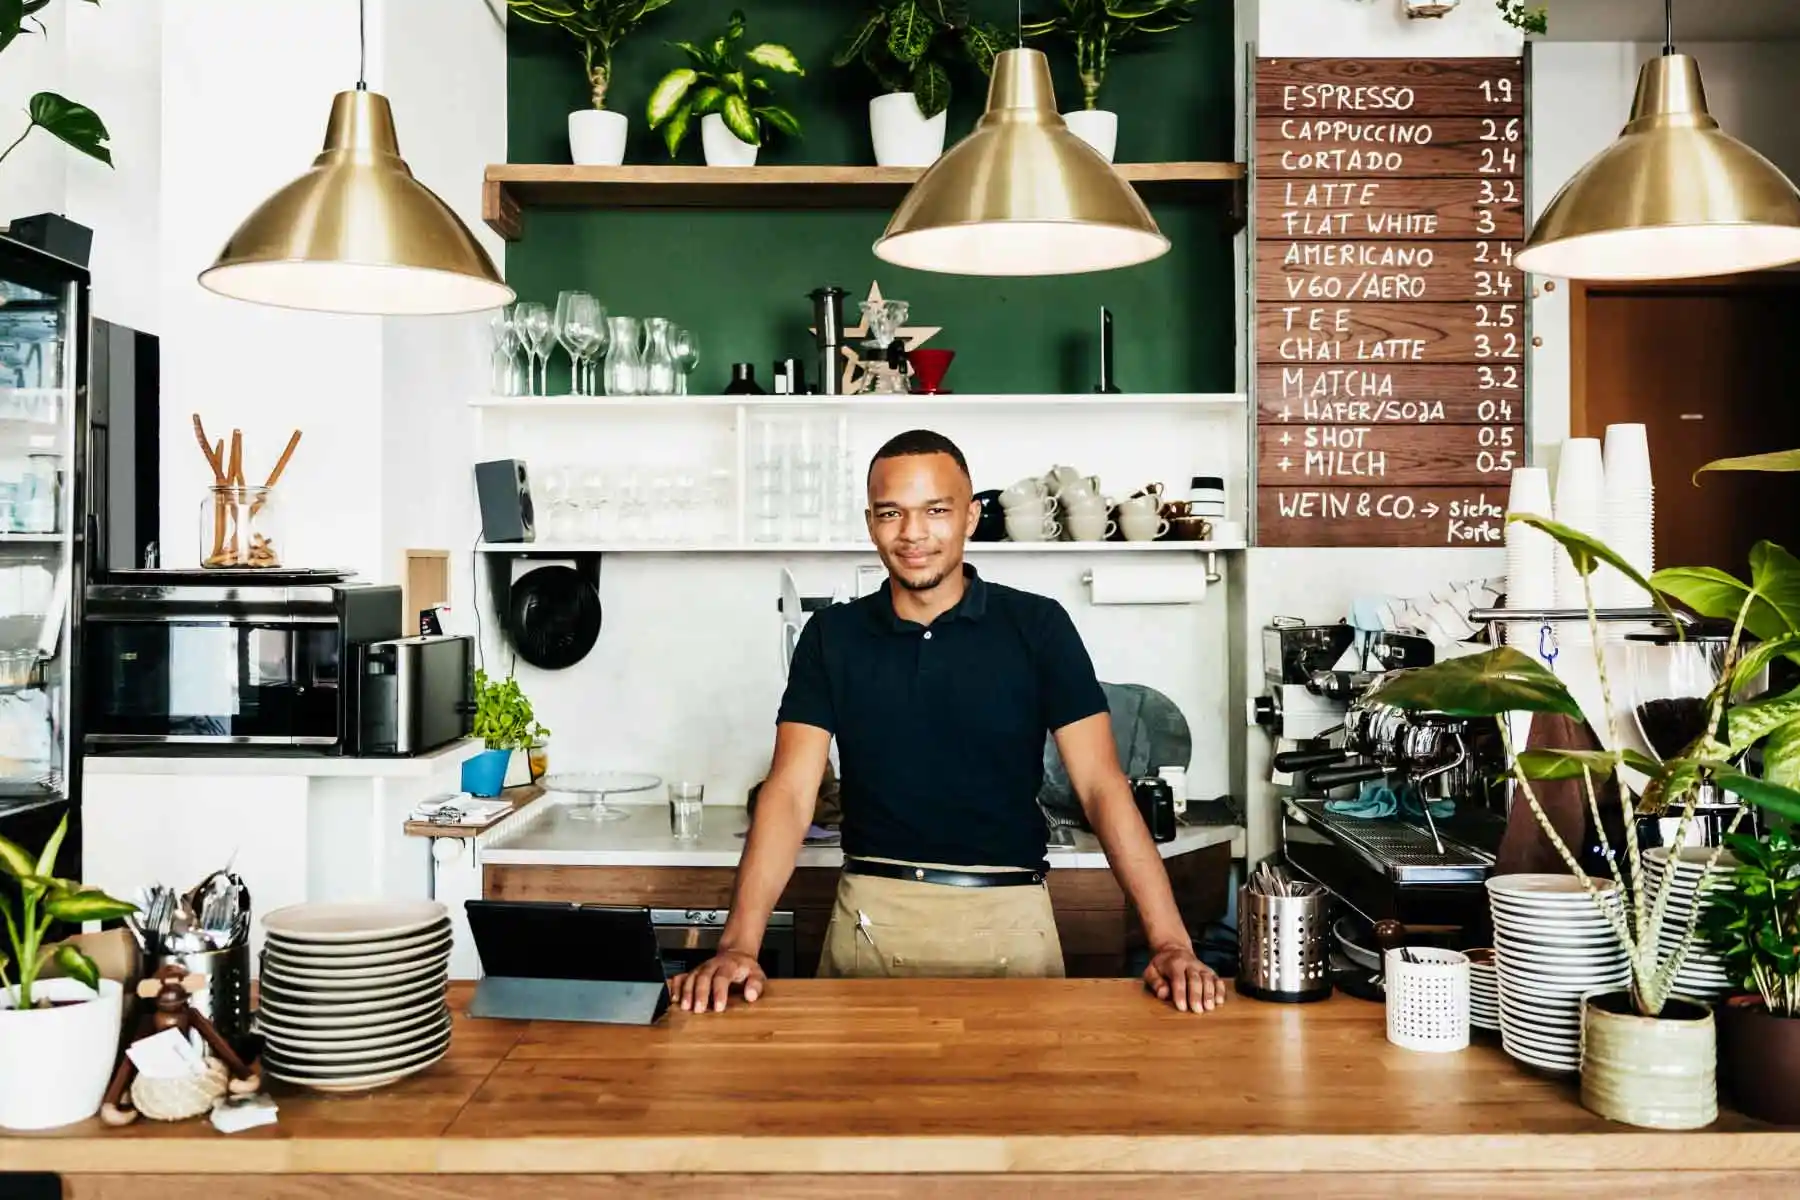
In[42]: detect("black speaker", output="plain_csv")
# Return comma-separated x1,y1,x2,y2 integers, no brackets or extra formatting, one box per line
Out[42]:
475,459,535,543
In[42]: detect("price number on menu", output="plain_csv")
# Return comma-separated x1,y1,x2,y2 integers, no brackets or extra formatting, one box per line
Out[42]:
1479,78,1516,105
1473,241,1515,266
1478,179,1520,205
1475,270,1515,298
1479,145,1520,174
1480,117,1523,143
1476,332,1521,359
1478,365,1521,391
1477,397,1518,421
1475,303,1519,329
1475,425,1520,475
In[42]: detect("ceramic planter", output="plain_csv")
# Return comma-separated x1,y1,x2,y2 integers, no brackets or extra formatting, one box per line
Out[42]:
1580,991,1717,1130
1064,110,1119,163
461,747,511,797
701,113,758,168
0,978,124,1130
1718,997,1800,1124
869,92,947,167
568,109,628,166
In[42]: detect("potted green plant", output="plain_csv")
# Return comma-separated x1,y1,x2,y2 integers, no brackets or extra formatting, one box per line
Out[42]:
0,816,137,1130
647,9,803,167
464,669,550,797
1700,828,1800,1124
0,1,111,182
1496,1,1549,34
1365,507,1800,1129
834,0,1005,168
1023,0,1195,162
507,0,676,167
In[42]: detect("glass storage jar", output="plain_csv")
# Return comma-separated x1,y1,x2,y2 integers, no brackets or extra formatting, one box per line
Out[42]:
199,485,284,568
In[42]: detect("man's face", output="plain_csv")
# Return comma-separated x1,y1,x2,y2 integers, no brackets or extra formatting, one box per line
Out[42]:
866,452,979,593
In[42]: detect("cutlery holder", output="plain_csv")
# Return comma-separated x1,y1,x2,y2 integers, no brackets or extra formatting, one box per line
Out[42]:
156,940,252,1054
1236,887,1331,1003
1385,947,1470,1052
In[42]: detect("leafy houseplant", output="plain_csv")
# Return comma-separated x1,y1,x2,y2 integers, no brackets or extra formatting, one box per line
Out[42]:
1023,0,1195,161
1700,828,1800,1123
647,10,803,167
0,1,112,173
507,0,676,167
464,669,550,797
0,815,136,1130
835,1,1006,167
1497,1,1548,35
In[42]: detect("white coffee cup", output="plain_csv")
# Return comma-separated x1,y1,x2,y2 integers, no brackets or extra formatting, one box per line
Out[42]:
1001,478,1047,508
1120,513,1170,542
1117,493,1161,518
1006,513,1061,542
1059,494,1110,517
1003,496,1055,520
1066,513,1116,542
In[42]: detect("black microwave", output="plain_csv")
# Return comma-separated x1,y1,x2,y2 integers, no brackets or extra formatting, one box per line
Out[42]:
83,580,401,753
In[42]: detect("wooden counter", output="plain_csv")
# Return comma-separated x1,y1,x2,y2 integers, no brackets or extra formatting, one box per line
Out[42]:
5,980,1799,1198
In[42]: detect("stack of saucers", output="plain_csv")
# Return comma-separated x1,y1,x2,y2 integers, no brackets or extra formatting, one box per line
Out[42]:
1488,875,1630,1073
1643,846,1739,1003
257,900,452,1092
1467,948,1500,1032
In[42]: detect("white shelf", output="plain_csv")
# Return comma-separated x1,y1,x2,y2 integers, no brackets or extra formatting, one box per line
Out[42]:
470,392,1246,411
0,533,62,543
479,540,1245,555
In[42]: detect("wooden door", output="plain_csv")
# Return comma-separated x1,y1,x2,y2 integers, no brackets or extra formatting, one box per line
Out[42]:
1575,280,1800,575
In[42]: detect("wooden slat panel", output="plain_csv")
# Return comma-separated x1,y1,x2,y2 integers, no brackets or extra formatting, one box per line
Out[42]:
1256,487,1507,547
1257,240,1523,304
1256,363,1522,424
1257,179,1523,240
1258,302,1525,364
1257,117,1524,178
1257,57,1526,116
1258,423,1524,486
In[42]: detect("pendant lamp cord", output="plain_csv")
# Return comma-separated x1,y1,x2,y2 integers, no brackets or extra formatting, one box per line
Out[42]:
357,0,368,89
1663,0,1674,56
1017,0,1023,47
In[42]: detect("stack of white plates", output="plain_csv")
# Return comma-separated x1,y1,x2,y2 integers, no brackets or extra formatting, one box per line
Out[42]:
257,900,452,1092
1489,875,1630,1073
1504,467,1556,659
1643,846,1739,1002
1598,423,1654,610
1468,948,1500,1031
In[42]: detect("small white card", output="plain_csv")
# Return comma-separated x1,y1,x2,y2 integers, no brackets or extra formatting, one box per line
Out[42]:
126,1027,206,1080
211,1093,279,1134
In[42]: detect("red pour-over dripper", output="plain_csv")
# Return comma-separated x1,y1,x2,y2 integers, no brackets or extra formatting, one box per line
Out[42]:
907,348,955,394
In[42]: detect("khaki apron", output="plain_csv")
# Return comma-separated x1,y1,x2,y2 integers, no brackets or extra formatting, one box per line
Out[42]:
817,860,1065,979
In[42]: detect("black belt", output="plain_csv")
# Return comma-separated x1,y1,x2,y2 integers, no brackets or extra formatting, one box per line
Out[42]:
844,858,1047,888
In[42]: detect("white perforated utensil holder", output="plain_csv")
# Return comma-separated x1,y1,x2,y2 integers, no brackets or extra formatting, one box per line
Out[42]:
1385,948,1470,1052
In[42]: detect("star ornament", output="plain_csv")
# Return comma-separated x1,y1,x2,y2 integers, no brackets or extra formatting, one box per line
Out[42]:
812,281,942,394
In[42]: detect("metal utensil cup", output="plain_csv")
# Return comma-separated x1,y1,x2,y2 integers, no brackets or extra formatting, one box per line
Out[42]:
157,940,252,1053
1237,886,1332,1003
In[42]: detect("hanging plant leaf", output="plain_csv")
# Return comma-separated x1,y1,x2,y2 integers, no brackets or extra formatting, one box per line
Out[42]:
1766,720,1800,792
1507,513,1674,621
1515,747,1662,781
722,92,759,146
1695,448,1800,481
1706,764,1800,826
33,814,65,878
961,22,1006,75
754,104,801,138
689,85,726,117
1727,687,1800,753
833,9,886,69
1651,566,1789,643
28,92,110,166
1364,646,1584,720
0,832,32,880
669,40,712,69
886,0,932,65
746,43,805,76
724,8,746,47
646,68,698,129
1731,633,1800,696
911,58,950,118
43,888,138,923
1751,542,1800,639
659,99,692,157
52,944,99,992
0,0,24,54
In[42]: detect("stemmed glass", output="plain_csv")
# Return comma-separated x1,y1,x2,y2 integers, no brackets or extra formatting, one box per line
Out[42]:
670,325,701,395
514,302,554,396
555,291,605,396
488,309,522,396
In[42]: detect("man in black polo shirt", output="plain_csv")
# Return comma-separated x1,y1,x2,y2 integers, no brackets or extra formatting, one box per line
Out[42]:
671,430,1222,1014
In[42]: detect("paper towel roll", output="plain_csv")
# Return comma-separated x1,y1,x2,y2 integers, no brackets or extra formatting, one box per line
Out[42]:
1086,563,1209,605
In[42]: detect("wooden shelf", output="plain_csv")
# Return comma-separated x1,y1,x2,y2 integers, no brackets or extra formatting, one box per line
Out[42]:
479,540,1244,555
470,392,1247,411
482,161,1248,241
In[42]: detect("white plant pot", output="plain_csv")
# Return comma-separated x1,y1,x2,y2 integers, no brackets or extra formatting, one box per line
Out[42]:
869,92,947,167
1064,109,1119,163
0,978,124,1130
701,112,759,168
568,109,629,166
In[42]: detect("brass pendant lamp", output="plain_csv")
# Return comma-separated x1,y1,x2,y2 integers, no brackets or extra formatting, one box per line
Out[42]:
1517,0,1800,281
199,0,513,315
873,42,1169,277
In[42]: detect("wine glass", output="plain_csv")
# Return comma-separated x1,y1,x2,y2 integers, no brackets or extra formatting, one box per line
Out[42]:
583,302,611,396
670,325,701,395
557,292,605,396
514,302,553,396
488,309,522,396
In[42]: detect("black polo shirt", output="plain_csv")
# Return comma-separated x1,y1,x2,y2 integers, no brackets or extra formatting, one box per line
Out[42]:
776,565,1109,870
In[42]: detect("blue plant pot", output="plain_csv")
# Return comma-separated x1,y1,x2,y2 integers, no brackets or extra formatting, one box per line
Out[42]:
462,748,512,797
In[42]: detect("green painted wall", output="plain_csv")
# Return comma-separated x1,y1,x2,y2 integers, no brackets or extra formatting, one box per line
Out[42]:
506,0,1237,395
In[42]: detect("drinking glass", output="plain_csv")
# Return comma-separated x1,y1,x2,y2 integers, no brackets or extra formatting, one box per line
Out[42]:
670,325,701,395
555,291,604,396
514,302,554,395
642,317,678,397
488,309,522,396
669,782,705,842
604,316,644,396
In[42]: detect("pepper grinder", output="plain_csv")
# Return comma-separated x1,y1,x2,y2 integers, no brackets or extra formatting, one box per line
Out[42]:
1096,306,1120,394
808,286,848,396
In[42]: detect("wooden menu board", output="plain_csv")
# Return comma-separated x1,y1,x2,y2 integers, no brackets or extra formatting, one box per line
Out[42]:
1255,56,1527,548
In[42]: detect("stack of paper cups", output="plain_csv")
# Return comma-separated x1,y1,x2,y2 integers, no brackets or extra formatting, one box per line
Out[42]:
1505,467,1556,660
1599,423,1655,615
1553,438,1607,644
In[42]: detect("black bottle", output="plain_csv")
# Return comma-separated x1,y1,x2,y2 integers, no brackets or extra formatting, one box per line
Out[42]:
724,362,765,395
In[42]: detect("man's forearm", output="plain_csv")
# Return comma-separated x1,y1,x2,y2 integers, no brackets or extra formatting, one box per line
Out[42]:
717,786,813,956
1084,782,1194,952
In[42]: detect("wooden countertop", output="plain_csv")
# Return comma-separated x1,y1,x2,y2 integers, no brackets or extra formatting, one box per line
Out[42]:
4,980,1797,1179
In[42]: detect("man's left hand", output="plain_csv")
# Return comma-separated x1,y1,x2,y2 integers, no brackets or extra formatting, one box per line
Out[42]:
1144,945,1225,1013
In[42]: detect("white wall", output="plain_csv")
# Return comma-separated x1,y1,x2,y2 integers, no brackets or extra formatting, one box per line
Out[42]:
0,13,70,224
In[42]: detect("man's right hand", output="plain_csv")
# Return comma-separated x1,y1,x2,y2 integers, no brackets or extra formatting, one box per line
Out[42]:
670,949,766,1013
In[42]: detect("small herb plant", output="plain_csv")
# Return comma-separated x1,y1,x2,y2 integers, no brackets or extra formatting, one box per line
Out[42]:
1497,1,1548,35
1700,830,1800,1018
1023,0,1195,112
0,816,136,1010
0,1,112,170
647,9,804,156
472,668,550,752
505,0,676,112
834,0,1007,120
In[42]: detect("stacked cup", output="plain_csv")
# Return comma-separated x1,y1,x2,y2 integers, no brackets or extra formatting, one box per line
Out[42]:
999,477,1060,542
1055,475,1114,542
1552,438,1607,643
1599,423,1655,612
1504,466,1556,660
1116,492,1169,543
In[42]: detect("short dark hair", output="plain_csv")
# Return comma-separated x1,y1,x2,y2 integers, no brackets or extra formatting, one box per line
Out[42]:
868,429,970,483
